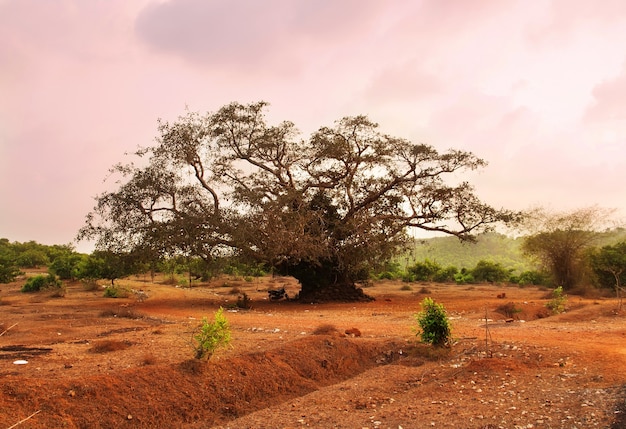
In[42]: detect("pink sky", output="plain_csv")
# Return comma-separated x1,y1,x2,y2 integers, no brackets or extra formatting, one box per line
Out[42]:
1,0,626,252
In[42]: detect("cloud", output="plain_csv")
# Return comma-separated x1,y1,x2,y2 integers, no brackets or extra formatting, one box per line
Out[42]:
585,63,626,122
134,0,383,73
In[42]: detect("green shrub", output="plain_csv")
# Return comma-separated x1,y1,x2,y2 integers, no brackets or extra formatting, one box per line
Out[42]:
414,297,451,347
407,259,441,282
471,260,511,283
192,307,231,360
433,266,458,283
103,284,130,298
515,270,550,286
454,269,474,285
546,286,567,314
21,274,62,293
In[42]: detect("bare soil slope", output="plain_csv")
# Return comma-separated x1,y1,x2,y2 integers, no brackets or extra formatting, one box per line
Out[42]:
1,274,625,428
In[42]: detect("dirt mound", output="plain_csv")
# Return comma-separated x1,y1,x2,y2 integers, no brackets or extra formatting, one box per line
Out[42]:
0,335,404,429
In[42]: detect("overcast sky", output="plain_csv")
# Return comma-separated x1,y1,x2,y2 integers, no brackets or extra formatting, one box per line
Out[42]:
2,0,626,252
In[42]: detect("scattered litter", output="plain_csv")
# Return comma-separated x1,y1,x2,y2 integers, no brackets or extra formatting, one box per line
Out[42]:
13,360,28,365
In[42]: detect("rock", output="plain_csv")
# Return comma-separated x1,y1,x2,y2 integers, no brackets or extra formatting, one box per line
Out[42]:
345,328,362,337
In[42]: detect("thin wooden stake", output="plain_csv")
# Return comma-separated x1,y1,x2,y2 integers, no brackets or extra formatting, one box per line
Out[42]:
0,322,18,337
483,307,493,357
6,410,41,429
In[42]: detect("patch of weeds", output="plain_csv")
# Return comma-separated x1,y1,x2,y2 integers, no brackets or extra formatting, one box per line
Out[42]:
496,302,522,319
312,324,339,335
49,283,67,298
400,285,413,291
161,276,179,286
103,284,130,298
99,308,141,319
89,340,131,353
236,292,252,309
81,279,100,291
418,286,431,294
244,276,254,283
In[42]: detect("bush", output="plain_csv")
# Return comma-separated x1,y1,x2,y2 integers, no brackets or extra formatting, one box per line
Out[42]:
407,259,441,282
454,268,474,285
496,302,522,319
514,270,550,286
236,292,252,309
433,266,458,283
414,297,451,347
103,284,130,298
546,286,567,314
471,260,511,283
192,307,231,359
21,274,62,293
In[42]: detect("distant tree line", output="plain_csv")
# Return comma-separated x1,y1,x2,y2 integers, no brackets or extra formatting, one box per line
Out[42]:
2,206,626,301
374,258,549,286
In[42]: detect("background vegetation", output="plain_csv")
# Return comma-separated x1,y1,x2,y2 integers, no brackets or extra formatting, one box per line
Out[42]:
4,221,626,297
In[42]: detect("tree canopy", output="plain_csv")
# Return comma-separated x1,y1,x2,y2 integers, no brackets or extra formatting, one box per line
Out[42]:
521,206,616,290
79,102,517,301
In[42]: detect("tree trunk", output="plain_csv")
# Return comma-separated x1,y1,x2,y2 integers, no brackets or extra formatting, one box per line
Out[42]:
278,260,374,303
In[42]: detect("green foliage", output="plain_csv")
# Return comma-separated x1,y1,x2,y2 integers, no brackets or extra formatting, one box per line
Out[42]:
454,268,475,285
589,241,626,289
405,259,457,283
192,308,231,359
103,284,130,298
21,274,62,293
546,286,567,314
80,251,141,285
521,207,613,290
0,244,21,283
16,248,49,268
408,232,532,273
511,270,551,286
414,297,451,347
375,261,404,280
407,259,441,281
49,250,85,280
471,260,511,283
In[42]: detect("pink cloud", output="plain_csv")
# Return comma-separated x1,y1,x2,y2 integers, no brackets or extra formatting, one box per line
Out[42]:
134,0,384,73
585,63,626,121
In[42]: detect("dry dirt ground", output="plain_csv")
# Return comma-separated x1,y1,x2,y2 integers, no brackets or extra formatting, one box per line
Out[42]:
1,272,626,429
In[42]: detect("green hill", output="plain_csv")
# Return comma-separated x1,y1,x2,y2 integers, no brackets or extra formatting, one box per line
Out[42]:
401,232,534,274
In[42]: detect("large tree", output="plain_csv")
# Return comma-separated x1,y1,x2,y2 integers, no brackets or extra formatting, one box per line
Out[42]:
79,102,516,301
521,206,615,290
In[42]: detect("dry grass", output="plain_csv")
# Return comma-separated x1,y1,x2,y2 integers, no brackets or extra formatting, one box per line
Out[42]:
312,324,339,335
99,308,142,319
